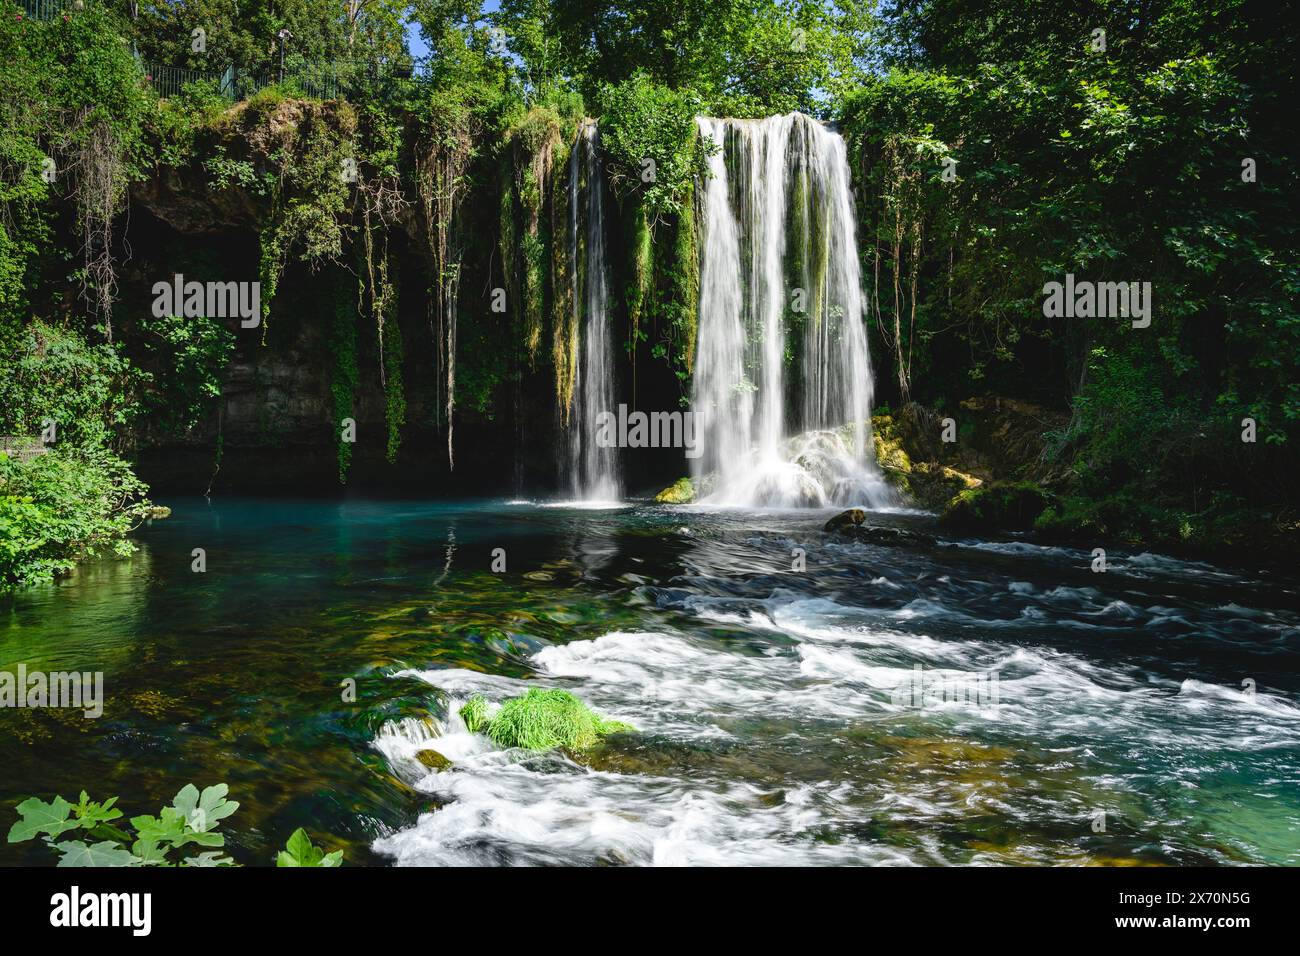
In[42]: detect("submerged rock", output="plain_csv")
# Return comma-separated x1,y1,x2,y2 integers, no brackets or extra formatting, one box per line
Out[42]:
654,477,695,504
834,525,937,548
414,748,452,771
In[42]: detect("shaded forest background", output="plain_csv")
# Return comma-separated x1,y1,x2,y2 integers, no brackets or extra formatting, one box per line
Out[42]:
1,0,1297,587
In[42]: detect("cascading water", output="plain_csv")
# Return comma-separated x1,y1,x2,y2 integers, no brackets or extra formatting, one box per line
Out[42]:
692,113,894,508
565,122,622,502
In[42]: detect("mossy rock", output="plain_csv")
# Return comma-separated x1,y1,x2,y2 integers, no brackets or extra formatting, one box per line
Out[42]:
458,689,634,752
823,508,867,532
907,460,983,509
872,421,913,475
870,413,984,507
653,477,695,504
939,482,1054,532
414,748,452,771
871,416,914,496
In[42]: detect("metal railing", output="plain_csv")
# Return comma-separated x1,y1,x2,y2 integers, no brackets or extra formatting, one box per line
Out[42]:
140,59,424,103
17,0,79,20
140,63,235,100
0,436,50,463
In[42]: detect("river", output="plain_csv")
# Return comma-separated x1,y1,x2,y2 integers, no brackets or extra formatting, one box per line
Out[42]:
2,497,1298,865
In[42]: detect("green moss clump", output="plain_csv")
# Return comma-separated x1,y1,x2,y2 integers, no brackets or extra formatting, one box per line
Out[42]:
653,477,695,503
459,689,633,752
872,417,914,476
500,106,566,365
415,748,452,771
627,205,654,345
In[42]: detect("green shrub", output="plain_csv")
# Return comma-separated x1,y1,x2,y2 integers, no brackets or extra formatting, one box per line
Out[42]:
137,311,235,438
0,447,151,589
597,74,707,225
0,321,141,450
276,828,343,867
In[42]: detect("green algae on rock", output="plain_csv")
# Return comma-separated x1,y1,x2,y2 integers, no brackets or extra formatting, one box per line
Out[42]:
654,477,696,503
458,689,634,752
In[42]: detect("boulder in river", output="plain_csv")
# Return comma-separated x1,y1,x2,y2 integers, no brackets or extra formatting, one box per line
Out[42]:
415,748,452,771
823,508,867,532
654,477,695,503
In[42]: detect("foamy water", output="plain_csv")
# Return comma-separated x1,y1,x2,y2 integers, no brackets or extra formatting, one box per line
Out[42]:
370,511,1300,865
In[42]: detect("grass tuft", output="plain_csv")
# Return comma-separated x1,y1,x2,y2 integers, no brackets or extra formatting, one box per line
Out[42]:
459,689,633,751
458,695,492,734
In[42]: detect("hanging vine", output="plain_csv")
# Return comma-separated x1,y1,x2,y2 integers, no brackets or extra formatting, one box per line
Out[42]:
35,11,151,342
500,108,565,365
233,95,356,341
330,271,359,483
71,116,126,340
353,101,406,392
667,180,700,382
550,135,578,423
379,252,405,463
415,102,477,470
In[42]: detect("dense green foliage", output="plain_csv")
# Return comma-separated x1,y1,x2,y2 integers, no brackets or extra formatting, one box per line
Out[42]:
547,0,875,114
1,0,1296,588
842,0,1300,545
0,320,151,587
7,782,342,866
0,447,150,588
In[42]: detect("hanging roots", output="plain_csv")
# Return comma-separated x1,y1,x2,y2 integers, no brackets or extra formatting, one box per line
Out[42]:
72,117,127,339
416,110,476,470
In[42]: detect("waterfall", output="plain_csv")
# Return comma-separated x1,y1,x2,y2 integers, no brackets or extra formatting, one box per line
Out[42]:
691,113,894,508
564,122,622,501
